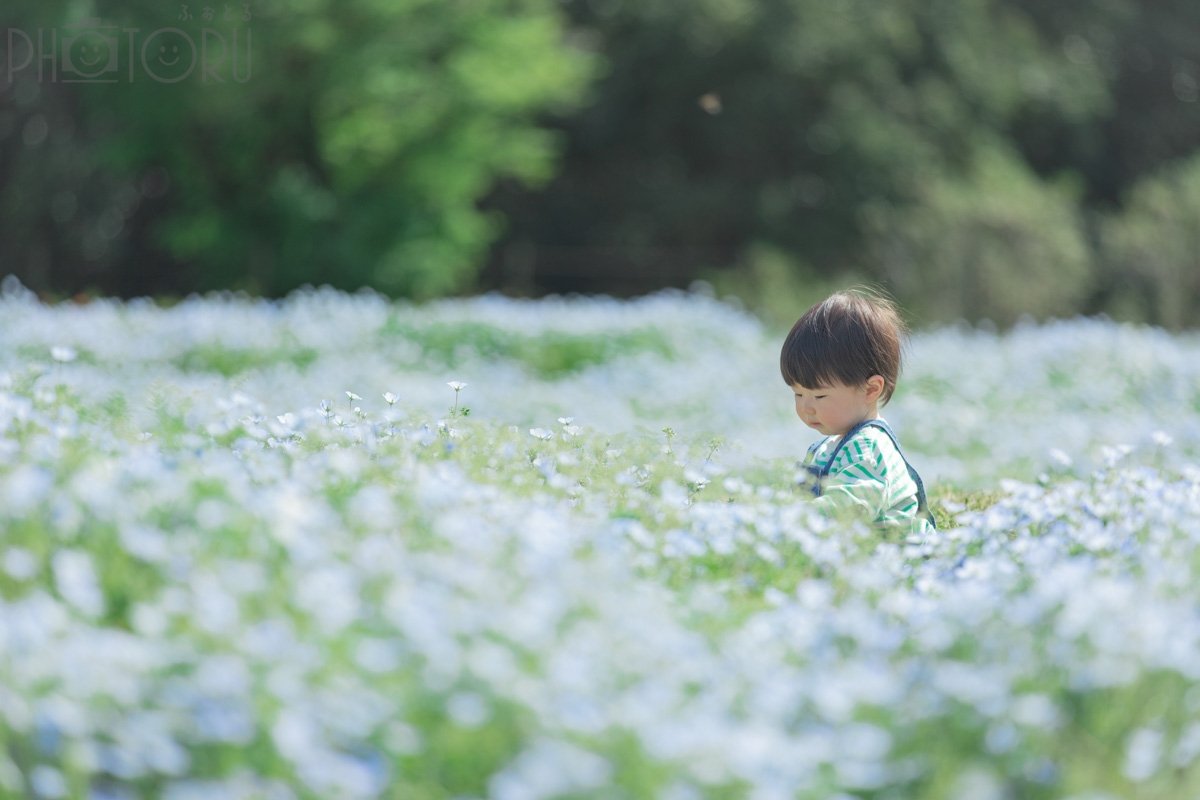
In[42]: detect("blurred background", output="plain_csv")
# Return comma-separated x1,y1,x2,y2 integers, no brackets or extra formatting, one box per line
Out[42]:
2,0,1199,329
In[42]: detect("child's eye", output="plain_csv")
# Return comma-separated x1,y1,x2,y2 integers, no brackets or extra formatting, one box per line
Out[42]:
815,395,827,400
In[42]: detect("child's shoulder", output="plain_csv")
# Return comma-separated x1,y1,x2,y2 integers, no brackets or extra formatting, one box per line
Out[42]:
852,421,906,457
807,421,905,467
855,422,898,449
827,422,904,469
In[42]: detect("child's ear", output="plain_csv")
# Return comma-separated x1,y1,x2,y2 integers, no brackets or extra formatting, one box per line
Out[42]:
864,375,885,401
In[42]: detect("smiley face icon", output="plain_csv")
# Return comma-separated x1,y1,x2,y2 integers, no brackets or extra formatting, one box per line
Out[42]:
62,28,119,81
141,28,196,83
158,43,182,67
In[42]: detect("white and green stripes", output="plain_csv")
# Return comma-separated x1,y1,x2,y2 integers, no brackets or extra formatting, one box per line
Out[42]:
804,421,934,535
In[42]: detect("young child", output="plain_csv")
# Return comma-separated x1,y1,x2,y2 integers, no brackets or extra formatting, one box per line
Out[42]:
780,288,936,534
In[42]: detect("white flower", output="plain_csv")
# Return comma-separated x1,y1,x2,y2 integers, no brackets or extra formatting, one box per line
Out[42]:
50,345,77,363
684,468,709,490
345,390,362,402
529,428,553,441
1151,430,1173,447
383,392,398,406
447,381,468,391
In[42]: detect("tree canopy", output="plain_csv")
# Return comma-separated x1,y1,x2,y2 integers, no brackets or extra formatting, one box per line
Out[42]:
2,0,1199,326
1,0,595,298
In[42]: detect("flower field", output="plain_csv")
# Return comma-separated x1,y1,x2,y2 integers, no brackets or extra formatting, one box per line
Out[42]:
2,278,1200,799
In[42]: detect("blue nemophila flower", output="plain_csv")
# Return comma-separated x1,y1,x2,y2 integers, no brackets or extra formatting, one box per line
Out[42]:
30,766,67,799
52,549,104,618
2,286,1200,796
3,547,38,580
1125,727,1166,782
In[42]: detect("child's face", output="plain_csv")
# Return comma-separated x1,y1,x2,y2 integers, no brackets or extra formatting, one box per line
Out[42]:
791,378,883,436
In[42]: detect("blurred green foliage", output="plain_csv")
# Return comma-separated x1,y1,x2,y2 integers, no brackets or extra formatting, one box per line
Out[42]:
1100,152,1200,330
485,0,1200,328
2,0,1200,326
382,320,675,378
0,0,595,298
863,141,1093,326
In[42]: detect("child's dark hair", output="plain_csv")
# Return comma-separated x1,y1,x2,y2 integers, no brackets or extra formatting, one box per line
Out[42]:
779,287,907,404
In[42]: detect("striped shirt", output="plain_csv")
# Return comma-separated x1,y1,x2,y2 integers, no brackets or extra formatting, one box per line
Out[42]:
802,420,935,536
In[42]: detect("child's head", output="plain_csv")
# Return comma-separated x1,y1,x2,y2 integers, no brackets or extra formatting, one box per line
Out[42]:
780,288,907,434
